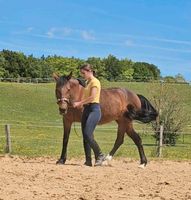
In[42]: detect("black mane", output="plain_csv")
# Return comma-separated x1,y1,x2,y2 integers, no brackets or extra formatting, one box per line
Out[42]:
57,76,68,86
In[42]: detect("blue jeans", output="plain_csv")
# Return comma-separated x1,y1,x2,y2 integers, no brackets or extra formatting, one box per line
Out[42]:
81,103,102,161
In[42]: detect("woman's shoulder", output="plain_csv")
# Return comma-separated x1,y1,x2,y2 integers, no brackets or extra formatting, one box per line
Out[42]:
89,77,100,87
92,77,100,84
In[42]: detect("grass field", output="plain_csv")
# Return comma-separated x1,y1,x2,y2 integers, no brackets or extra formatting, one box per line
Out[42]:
0,81,191,160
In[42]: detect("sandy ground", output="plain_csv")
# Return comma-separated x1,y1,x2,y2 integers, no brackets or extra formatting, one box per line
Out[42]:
0,156,191,200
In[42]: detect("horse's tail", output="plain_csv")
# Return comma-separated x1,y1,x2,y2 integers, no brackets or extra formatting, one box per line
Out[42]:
125,94,158,123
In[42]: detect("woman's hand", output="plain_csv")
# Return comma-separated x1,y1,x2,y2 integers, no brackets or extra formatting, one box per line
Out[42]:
73,101,83,108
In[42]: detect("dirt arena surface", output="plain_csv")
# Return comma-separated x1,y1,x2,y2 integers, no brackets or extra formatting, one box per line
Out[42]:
0,156,191,200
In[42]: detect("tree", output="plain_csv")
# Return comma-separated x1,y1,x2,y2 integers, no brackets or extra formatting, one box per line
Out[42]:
149,82,189,145
118,58,134,81
1,49,28,78
163,76,176,83
0,53,7,77
175,73,186,83
103,55,120,81
45,56,83,77
132,62,160,81
25,55,40,78
86,57,106,79
0,49,163,81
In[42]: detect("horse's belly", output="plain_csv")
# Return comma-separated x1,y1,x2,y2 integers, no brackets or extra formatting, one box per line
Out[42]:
99,112,122,125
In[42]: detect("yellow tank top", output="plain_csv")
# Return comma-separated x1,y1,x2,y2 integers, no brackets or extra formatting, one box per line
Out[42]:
83,77,101,103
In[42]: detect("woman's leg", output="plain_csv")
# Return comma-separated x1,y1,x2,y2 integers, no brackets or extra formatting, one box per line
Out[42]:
82,105,104,164
81,108,92,166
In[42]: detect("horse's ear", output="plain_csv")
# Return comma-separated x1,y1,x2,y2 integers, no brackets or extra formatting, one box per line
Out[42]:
52,73,60,81
66,72,73,80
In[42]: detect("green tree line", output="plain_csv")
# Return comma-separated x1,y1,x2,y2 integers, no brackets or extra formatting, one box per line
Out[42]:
0,49,164,81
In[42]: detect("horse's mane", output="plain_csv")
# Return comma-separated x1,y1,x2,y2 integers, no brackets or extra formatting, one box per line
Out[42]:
58,77,126,92
57,76,86,88
57,76,68,86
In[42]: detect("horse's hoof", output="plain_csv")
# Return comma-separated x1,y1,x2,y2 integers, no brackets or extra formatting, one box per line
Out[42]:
56,159,66,165
102,159,111,166
105,154,113,161
138,163,146,169
104,154,113,166
84,161,92,167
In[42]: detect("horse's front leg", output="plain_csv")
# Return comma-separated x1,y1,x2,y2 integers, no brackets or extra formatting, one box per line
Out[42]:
56,119,72,165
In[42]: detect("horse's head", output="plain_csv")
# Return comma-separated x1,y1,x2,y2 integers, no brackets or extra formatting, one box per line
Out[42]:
53,72,84,115
53,72,73,115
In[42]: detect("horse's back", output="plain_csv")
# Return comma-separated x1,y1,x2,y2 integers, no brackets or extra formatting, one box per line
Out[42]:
99,88,135,124
67,87,141,125
100,87,140,108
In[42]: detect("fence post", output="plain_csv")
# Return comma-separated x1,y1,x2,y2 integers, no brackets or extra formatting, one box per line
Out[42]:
5,124,12,154
157,125,163,157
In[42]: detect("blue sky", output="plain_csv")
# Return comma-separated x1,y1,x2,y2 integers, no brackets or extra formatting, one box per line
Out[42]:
0,0,191,81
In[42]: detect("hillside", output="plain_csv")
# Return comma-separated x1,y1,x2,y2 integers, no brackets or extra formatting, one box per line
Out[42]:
0,81,190,124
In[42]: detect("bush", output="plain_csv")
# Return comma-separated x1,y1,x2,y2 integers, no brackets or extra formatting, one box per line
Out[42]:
149,82,189,146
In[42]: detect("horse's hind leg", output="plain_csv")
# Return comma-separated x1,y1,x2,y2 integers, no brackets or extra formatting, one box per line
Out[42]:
106,120,126,160
127,125,147,166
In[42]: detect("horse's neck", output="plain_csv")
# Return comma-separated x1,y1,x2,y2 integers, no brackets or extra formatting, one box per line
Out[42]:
71,83,83,102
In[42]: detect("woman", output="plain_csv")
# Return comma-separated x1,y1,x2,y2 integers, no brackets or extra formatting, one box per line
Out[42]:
73,63,105,166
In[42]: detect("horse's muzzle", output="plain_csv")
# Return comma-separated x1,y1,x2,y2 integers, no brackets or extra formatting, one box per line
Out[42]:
56,97,70,115
57,97,70,105
59,108,68,115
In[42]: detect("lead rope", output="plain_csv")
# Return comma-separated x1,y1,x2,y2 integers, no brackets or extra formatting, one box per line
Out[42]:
73,110,81,138
70,100,81,138
73,121,80,138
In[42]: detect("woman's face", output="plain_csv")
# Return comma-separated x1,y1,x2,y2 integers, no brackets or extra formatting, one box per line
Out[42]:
80,69,91,80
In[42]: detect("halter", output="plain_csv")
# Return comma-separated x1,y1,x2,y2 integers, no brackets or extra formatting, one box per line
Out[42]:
56,77,80,113
57,97,70,105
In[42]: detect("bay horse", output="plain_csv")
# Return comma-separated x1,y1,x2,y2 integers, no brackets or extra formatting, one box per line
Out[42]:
53,72,158,167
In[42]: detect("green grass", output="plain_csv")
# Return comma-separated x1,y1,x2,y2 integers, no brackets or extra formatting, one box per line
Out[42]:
0,81,191,160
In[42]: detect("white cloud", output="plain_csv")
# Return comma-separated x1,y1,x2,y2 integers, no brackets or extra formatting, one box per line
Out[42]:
61,27,72,36
14,26,96,42
81,30,95,40
46,27,72,38
46,28,56,38
116,33,191,46
124,39,134,46
26,27,34,32
131,43,191,53
13,26,191,54
12,27,34,35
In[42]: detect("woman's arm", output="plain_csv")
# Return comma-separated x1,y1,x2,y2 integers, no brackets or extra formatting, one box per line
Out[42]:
73,87,98,108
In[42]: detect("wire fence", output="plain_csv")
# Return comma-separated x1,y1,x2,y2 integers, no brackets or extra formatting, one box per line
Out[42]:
0,77,54,83
0,122,191,159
